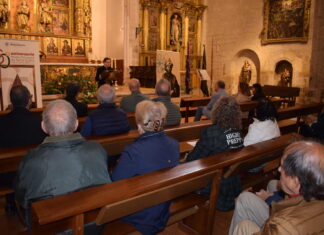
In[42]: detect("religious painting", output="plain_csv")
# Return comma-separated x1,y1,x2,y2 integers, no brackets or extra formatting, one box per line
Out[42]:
0,66,35,110
52,9,69,35
9,0,36,32
53,0,69,8
60,38,72,56
170,13,182,46
188,16,196,34
156,50,181,97
149,30,158,51
149,10,158,28
72,39,85,56
261,0,311,44
44,37,58,55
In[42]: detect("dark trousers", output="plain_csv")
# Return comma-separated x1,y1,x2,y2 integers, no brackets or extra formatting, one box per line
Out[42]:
194,107,204,122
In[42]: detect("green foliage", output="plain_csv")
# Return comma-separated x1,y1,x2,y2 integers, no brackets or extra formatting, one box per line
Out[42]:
43,74,97,104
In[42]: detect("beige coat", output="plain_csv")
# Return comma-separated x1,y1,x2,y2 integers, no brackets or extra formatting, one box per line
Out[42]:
255,196,324,235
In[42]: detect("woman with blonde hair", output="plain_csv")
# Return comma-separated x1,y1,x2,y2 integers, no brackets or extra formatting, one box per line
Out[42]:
112,100,179,235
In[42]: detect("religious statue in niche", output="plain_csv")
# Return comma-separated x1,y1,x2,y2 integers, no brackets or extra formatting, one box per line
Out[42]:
239,61,252,84
61,39,72,56
17,0,30,32
170,13,182,46
163,58,180,97
0,0,9,29
278,68,292,87
46,38,58,55
39,0,53,33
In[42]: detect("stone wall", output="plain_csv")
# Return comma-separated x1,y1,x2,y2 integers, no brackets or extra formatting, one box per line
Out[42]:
204,0,319,102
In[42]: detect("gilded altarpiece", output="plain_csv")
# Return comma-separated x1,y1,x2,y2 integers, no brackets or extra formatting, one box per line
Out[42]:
0,0,92,63
139,0,206,90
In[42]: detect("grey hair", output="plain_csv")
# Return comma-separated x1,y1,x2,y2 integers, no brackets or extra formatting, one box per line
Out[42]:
42,100,77,136
155,79,171,96
97,84,115,103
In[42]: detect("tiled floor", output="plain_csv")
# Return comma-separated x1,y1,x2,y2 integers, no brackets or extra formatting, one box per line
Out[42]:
0,197,232,235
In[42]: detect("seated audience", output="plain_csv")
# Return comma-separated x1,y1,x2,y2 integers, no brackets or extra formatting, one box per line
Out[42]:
251,83,266,101
229,141,324,235
234,82,251,103
244,99,280,146
194,80,228,121
0,85,46,216
64,82,88,117
186,96,243,210
153,79,181,126
15,100,111,230
81,84,130,136
120,78,148,113
112,100,179,235
300,111,324,141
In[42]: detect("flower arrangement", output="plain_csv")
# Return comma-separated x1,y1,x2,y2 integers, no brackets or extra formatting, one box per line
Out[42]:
43,74,98,104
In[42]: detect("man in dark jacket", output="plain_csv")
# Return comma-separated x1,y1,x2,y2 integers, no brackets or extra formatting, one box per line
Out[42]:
95,57,114,87
64,82,88,117
81,84,130,136
15,100,111,229
153,79,181,126
0,85,46,215
120,78,148,113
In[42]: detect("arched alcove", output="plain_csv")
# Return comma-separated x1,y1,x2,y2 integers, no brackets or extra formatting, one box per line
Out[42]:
275,60,293,87
235,49,261,83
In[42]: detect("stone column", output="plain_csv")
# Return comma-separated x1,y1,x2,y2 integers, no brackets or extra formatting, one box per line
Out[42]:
142,3,149,51
159,2,168,50
196,6,206,56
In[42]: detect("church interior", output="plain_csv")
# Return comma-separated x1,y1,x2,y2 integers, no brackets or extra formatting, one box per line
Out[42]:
0,0,324,234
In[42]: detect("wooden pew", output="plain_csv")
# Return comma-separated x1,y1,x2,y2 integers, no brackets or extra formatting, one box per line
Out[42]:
31,133,300,235
263,85,300,107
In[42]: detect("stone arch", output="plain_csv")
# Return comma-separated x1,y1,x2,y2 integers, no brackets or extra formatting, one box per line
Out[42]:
274,60,293,87
235,49,261,83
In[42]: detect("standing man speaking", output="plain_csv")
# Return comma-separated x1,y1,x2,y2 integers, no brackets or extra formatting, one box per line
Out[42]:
95,57,114,87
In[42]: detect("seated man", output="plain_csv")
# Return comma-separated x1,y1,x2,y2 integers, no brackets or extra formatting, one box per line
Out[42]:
194,80,228,121
153,79,181,126
64,82,88,117
0,85,46,216
120,78,148,113
15,100,111,229
229,141,324,235
81,84,130,136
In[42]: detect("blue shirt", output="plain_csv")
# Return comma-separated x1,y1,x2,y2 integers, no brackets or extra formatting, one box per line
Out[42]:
112,131,179,235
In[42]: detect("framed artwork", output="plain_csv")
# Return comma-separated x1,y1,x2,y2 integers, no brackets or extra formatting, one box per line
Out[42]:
53,9,69,35
149,10,158,28
44,37,59,55
53,0,69,8
72,39,85,56
261,0,311,44
60,38,72,56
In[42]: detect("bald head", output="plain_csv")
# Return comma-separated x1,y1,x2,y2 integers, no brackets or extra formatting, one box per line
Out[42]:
42,100,78,136
281,141,324,201
155,79,171,97
128,79,141,92
97,84,115,104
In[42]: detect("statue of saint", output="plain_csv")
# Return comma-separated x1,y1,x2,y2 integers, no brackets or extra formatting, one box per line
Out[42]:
39,0,52,33
239,60,252,84
17,0,30,32
170,14,181,45
278,68,291,87
163,58,180,97
62,40,71,56
0,0,9,28
47,38,58,55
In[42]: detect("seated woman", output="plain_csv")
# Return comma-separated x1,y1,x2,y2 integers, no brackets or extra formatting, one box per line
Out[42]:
111,100,179,235
251,83,266,101
186,96,244,210
244,99,280,146
234,82,251,103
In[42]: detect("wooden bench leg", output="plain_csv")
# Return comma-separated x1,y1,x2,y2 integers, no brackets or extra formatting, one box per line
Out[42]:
72,214,84,235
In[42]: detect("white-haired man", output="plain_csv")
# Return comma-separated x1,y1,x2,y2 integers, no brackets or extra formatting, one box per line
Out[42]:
15,100,111,229
120,78,148,113
81,84,130,136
